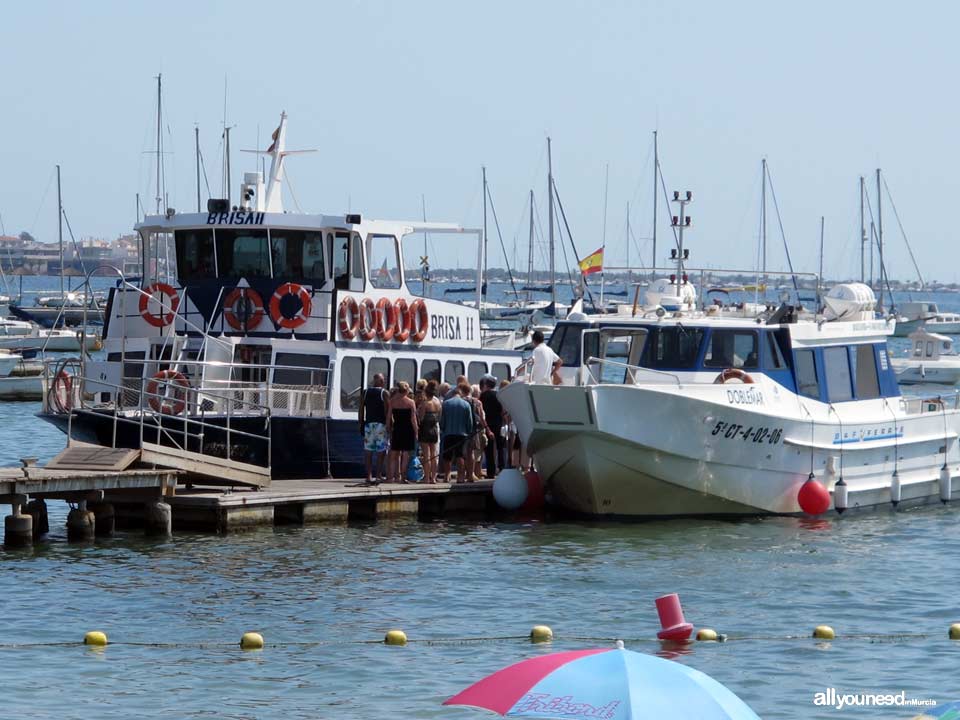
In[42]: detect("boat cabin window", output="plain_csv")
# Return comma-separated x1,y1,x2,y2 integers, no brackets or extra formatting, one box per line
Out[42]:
795,349,820,399
368,358,391,389
913,341,923,357
765,332,787,369
703,329,759,369
331,232,349,289
468,361,487,384
394,358,417,388
174,229,215,282
216,229,271,278
644,327,704,370
232,344,271,383
851,345,880,399
340,356,364,411
351,233,364,282
823,346,853,402
444,360,465,385
421,359,441,382
550,325,585,367
271,230,326,282
274,352,329,386
927,341,934,356
367,234,401,289
491,362,512,382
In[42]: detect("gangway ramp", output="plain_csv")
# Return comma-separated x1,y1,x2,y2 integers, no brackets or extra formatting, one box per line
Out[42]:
140,442,271,488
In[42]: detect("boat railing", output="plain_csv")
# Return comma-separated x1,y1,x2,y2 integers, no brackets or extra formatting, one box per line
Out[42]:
899,392,960,415
582,357,682,387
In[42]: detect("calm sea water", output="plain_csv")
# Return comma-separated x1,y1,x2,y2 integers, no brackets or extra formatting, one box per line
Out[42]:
3,279,960,718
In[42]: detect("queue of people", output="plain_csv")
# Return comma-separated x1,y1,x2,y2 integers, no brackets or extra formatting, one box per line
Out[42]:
358,371,517,485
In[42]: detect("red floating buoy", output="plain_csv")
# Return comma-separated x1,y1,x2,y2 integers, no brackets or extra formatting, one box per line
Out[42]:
797,475,831,515
655,593,694,642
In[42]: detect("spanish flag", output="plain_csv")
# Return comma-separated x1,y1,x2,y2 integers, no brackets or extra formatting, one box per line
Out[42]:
578,247,604,276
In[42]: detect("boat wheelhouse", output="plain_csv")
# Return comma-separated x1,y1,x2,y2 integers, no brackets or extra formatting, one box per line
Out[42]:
42,115,521,483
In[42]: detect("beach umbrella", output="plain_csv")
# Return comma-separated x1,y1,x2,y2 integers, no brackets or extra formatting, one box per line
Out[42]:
910,701,960,719
444,645,760,720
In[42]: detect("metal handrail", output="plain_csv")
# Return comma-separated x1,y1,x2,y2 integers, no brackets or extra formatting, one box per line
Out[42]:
583,356,683,386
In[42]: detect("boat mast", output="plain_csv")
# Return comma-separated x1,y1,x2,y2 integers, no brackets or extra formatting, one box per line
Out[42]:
195,126,201,213
527,189,535,304
600,162,609,305
57,164,63,298
547,137,555,310
817,216,825,311
626,202,631,289
482,166,488,301
876,168,884,309
651,130,658,281
761,158,767,285
155,74,162,215
859,176,866,283
421,194,429,298
225,126,232,207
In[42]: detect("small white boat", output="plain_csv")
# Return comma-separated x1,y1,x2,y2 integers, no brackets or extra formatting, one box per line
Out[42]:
893,301,960,336
0,325,101,352
891,328,960,385
0,349,43,400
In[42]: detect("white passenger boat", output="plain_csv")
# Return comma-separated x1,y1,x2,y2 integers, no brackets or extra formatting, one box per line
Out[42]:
893,301,960,337
0,349,43,400
41,114,521,482
891,328,960,385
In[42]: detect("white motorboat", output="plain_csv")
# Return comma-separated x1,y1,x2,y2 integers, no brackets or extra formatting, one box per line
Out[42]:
0,324,100,352
892,301,960,337
500,188,959,518
891,328,960,385
502,280,960,517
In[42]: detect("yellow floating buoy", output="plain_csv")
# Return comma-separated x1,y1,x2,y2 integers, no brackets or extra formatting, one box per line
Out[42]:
83,631,108,646
696,628,718,642
949,623,960,640
813,625,835,640
384,629,407,646
530,625,553,644
240,632,264,650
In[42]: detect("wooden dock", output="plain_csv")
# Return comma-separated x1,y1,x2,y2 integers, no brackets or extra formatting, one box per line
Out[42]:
1,441,500,545
111,479,496,533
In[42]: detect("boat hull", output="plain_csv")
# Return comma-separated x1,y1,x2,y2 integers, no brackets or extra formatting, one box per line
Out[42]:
500,382,960,518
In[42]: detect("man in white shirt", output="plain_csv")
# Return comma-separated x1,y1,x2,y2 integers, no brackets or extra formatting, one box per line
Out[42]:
529,330,562,384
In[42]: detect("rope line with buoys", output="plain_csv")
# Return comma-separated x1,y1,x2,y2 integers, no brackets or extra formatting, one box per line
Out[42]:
145,369,190,415
139,283,180,328
269,282,312,330
222,288,265,332
1,622,959,652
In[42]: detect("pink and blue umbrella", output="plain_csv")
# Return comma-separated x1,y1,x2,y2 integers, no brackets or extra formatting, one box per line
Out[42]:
444,647,761,719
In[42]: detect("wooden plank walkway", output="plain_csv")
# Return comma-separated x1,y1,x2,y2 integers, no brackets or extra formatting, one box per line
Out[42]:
0,465,178,502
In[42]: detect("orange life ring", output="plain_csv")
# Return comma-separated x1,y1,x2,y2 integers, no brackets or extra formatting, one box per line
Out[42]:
139,282,180,328
713,368,755,385
393,298,410,342
223,288,265,331
51,370,74,413
357,298,377,341
269,282,312,329
338,297,360,339
146,370,190,415
409,299,429,342
376,297,396,342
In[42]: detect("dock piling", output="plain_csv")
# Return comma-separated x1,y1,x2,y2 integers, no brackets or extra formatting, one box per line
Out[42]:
89,503,115,537
66,501,96,542
24,499,49,538
4,501,33,548
144,501,172,537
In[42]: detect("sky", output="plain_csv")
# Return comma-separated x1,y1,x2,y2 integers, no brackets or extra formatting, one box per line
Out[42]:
0,1,956,282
